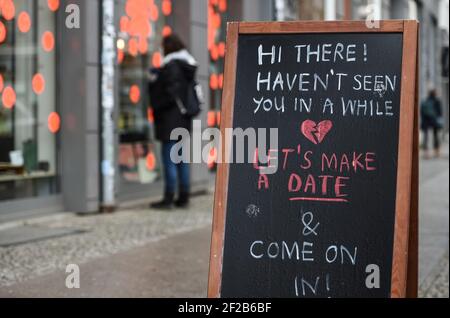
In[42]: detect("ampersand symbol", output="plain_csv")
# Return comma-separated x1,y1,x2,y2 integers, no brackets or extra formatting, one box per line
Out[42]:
302,211,320,236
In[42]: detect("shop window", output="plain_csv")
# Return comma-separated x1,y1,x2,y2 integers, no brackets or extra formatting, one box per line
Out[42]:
116,0,172,187
0,0,59,201
207,0,228,171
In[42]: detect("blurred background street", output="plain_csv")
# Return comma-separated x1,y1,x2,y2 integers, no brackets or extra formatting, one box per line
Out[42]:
0,142,448,297
0,0,449,298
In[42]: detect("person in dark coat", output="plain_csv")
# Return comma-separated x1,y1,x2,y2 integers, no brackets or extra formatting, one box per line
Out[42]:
148,34,197,209
420,89,443,159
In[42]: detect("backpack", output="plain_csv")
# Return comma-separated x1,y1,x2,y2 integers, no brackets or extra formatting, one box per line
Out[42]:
176,80,204,118
421,99,437,119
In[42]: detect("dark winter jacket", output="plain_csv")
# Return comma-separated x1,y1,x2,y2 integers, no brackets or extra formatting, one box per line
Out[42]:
420,95,443,130
148,49,197,142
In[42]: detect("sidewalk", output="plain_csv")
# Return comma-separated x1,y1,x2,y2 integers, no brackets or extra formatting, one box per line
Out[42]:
0,195,214,293
0,144,448,298
0,227,212,298
417,141,449,298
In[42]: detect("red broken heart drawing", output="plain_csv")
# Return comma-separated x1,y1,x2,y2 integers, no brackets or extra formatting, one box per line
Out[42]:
301,120,333,145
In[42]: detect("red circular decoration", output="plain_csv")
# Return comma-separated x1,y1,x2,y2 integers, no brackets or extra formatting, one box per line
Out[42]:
218,42,226,57
146,152,156,171
47,0,60,12
210,44,219,61
207,111,216,127
150,4,159,21
2,86,16,109
162,0,172,16
42,31,55,52
120,16,129,33
0,22,7,43
147,107,155,123
32,73,46,95
162,25,172,37
129,85,140,104
138,37,148,54
48,112,61,133
2,0,15,21
152,52,162,68
128,38,138,56
18,12,31,33
118,49,125,64
210,74,219,90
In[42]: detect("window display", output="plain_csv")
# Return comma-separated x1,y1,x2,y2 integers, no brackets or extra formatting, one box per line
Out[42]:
116,0,172,188
0,0,59,201
207,0,228,170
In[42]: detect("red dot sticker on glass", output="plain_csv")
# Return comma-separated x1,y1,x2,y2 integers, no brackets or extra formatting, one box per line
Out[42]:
218,73,224,89
129,85,140,104
118,49,125,64
1,0,15,21
147,107,155,124
128,16,151,38
2,86,16,109
162,0,172,16
150,4,159,21
47,0,60,12
219,0,227,12
207,111,216,127
120,16,129,33
162,25,172,37
216,111,221,126
0,22,7,44
212,13,221,28
146,152,156,171
128,38,138,56
210,44,219,61
208,147,218,169
48,112,61,134
42,31,55,52
218,42,226,57
210,74,218,90
18,12,31,33
138,37,148,55
32,73,46,95
152,52,162,68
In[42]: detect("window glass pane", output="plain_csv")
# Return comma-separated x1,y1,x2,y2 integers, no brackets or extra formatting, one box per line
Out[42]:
116,0,171,188
0,0,59,201
207,0,228,171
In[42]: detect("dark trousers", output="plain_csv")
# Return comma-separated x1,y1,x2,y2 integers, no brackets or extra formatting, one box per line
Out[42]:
422,127,440,151
162,141,190,194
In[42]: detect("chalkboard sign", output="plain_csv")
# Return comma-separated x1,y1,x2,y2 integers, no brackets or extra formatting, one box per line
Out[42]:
208,21,419,298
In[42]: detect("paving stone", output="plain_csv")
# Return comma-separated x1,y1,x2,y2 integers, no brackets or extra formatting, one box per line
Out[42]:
0,195,213,287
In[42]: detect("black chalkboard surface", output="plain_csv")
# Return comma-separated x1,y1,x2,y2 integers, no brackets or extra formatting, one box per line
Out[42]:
208,21,419,299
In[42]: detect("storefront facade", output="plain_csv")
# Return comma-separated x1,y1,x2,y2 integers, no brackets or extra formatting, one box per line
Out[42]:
0,0,61,215
0,0,274,215
2,0,447,216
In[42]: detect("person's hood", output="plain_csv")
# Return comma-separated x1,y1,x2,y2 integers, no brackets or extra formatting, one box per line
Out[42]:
162,49,197,67
163,49,198,80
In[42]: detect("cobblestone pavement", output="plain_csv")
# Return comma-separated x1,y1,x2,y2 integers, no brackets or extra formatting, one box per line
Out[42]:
0,195,214,288
419,251,449,298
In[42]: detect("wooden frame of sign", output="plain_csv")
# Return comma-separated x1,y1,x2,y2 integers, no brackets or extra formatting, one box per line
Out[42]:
208,20,419,298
